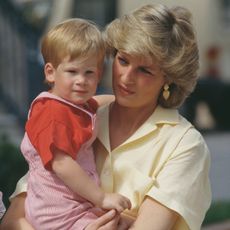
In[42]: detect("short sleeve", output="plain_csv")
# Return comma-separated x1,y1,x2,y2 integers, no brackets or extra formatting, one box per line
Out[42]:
146,129,211,230
26,99,92,170
9,173,28,201
87,97,98,113
31,120,81,170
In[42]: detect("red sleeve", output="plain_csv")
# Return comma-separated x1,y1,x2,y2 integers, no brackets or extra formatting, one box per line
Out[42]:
26,99,92,170
87,98,99,113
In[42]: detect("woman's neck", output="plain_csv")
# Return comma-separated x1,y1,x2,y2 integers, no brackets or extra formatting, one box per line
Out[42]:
109,101,157,150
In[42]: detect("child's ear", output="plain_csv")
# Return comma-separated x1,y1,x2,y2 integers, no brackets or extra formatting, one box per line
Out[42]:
44,63,55,83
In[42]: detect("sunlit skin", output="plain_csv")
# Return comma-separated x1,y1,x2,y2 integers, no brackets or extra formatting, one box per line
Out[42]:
44,55,101,105
109,51,167,150
112,51,166,112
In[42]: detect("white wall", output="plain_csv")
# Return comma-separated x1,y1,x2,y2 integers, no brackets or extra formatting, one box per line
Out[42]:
117,0,230,80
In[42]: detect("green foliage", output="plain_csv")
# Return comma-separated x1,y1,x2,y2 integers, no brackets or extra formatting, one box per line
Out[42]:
203,201,230,226
0,134,28,208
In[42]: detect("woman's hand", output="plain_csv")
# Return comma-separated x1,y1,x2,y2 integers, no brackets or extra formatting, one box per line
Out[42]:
85,210,120,230
117,214,135,230
0,193,34,230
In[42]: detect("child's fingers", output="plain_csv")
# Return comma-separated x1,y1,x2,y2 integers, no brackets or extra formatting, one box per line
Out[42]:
116,197,132,213
123,197,132,209
115,205,124,213
126,198,132,209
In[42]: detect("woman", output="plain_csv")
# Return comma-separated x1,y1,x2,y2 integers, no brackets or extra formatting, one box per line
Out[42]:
1,3,211,230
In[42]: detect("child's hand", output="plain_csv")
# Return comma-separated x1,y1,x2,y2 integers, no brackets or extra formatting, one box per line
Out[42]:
101,193,132,213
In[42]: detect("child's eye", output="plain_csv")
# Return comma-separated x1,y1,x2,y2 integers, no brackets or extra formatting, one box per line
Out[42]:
86,70,95,75
67,69,76,74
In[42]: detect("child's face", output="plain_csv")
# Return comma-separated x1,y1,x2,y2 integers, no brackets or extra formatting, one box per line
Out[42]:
45,55,102,104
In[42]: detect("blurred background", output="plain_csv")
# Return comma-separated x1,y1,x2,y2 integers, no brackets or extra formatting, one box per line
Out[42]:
0,0,230,229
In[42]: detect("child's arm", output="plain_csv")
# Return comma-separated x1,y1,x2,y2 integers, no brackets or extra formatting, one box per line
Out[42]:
52,150,131,213
93,94,115,107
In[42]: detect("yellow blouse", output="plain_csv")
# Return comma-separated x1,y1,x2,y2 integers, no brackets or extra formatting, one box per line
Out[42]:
94,105,211,230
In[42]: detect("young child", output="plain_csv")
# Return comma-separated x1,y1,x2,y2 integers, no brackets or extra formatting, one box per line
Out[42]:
0,191,6,219
21,18,131,230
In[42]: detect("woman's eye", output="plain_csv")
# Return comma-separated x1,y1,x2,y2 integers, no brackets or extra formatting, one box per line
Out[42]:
140,67,152,75
118,56,128,65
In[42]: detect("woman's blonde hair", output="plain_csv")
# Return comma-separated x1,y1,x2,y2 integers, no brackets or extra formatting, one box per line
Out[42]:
104,4,199,108
41,18,105,68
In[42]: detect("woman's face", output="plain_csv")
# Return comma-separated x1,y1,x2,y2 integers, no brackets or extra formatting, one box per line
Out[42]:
112,51,165,110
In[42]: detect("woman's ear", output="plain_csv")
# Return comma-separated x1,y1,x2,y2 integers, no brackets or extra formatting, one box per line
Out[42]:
44,63,55,84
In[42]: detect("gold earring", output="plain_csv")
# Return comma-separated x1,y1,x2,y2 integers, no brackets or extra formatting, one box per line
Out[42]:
163,84,170,100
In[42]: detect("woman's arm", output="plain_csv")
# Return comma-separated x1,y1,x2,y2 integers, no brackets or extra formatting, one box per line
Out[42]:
87,197,178,230
116,213,135,230
0,193,34,230
129,197,178,230
91,198,178,230
52,150,131,213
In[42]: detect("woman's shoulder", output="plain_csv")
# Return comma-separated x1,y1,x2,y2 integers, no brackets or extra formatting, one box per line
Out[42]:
154,106,194,134
177,114,205,141
158,110,209,153
170,114,210,158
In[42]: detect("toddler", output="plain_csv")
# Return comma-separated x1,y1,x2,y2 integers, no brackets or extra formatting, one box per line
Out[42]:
21,18,131,230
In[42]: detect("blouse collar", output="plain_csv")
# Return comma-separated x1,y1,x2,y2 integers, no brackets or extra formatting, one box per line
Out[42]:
97,104,180,152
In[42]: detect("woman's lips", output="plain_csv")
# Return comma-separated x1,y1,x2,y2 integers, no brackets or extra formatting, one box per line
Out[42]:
118,84,134,95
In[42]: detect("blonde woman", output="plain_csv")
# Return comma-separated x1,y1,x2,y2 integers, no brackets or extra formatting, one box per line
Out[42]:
2,4,211,230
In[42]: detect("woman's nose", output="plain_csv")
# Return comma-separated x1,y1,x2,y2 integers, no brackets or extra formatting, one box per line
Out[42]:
121,67,134,83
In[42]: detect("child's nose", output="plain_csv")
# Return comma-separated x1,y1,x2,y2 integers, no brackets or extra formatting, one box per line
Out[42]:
75,74,87,85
